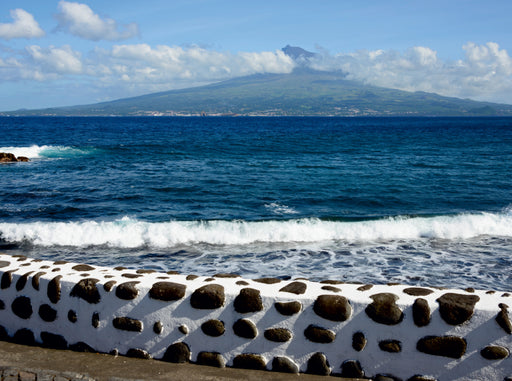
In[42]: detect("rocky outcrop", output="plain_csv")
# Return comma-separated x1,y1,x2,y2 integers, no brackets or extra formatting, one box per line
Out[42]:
0,153,29,163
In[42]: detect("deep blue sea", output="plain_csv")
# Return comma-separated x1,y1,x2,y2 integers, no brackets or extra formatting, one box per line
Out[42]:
1,116,512,290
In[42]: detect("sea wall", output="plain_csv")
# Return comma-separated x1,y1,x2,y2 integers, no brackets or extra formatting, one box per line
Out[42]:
0,253,511,380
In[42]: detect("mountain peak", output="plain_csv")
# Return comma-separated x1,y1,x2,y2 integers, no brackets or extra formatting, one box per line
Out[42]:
282,45,316,60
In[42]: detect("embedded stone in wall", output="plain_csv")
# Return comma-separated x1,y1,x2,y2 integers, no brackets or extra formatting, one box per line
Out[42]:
40,332,68,350
254,278,281,284
1,269,15,289
496,303,512,334
162,342,190,363
72,264,95,272
70,278,101,304
374,374,402,381
38,304,57,322
379,339,402,353
11,296,32,319
16,271,33,291
274,301,302,316
272,357,299,374
92,312,100,328
153,321,163,334
190,284,225,309
113,317,143,332
340,360,365,379
403,287,434,296
115,281,139,300
365,293,403,325
416,335,467,359
103,280,117,292
69,342,96,353
233,354,267,371
352,332,367,352
436,293,480,325
196,351,225,368
47,275,63,304
321,285,341,292
214,273,239,278
407,376,437,381
0,261,9,268
304,324,335,343
279,281,307,295
201,319,225,337
305,352,330,376
149,282,186,301
357,284,373,291
12,328,35,346
313,294,352,322
233,318,258,339
264,328,292,342
480,345,509,360
0,299,4,310
31,272,46,290
68,310,77,323
234,288,263,313
413,298,431,327
178,325,189,335
126,348,151,359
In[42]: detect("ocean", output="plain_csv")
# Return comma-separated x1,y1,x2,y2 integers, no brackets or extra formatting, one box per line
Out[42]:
1,116,512,291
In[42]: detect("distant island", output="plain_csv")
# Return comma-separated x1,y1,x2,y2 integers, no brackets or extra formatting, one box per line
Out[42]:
3,46,512,117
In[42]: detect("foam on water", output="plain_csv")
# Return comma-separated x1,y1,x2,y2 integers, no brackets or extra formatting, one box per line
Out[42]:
1,211,511,248
0,145,93,159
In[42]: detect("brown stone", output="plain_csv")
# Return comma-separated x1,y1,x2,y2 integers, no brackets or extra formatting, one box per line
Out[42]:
1,269,16,289
403,287,434,296
178,324,189,335
379,339,402,353
352,332,367,352
162,342,190,363
234,288,263,313
186,275,198,280
190,284,225,309
0,299,4,310
92,312,100,328
406,376,437,381
72,264,95,272
70,278,101,304
253,277,281,284
69,342,96,353
126,348,151,359
149,281,186,301
413,298,431,327
12,329,35,346
47,275,63,304
320,279,344,285
113,317,143,332
279,281,307,295
305,352,330,376
16,271,33,291
365,293,403,325
340,360,365,378
114,266,127,271
68,310,77,323
321,285,341,292
233,354,266,371
196,352,225,368
274,301,302,316
272,357,299,374
103,280,117,292
437,293,480,325
496,304,512,334
38,304,57,322
201,319,225,337
122,273,142,279
0,153,18,162
236,280,250,286
416,336,467,359
233,318,258,339
214,273,240,278
0,261,10,268
480,345,509,360
11,296,32,319
136,269,156,274
153,321,163,334
115,281,139,300
264,328,292,342
40,332,67,349
357,284,373,291
304,325,335,343
31,272,46,290
313,294,352,321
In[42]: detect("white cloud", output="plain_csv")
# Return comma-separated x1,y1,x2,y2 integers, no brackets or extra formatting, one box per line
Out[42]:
56,1,138,41
24,45,83,79
0,9,45,40
309,42,512,103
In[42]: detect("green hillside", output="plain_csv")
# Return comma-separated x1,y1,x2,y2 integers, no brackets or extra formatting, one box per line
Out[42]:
4,69,512,116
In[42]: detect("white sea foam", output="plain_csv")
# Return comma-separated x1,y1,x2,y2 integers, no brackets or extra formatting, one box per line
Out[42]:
0,145,92,159
264,202,299,215
1,211,512,248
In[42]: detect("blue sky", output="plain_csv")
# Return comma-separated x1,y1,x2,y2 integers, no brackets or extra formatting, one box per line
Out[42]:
1,0,511,111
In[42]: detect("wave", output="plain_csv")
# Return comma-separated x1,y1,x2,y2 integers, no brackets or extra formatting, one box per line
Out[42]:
1,211,512,248
0,145,94,159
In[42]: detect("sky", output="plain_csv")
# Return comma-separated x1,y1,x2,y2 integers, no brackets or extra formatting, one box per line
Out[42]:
0,0,511,111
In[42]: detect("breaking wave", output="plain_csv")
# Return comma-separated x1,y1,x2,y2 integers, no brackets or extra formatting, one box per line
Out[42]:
0,145,94,159
1,211,511,248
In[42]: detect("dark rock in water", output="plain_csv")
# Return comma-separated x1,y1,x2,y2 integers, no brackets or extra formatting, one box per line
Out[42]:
436,293,480,325
0,153,29,162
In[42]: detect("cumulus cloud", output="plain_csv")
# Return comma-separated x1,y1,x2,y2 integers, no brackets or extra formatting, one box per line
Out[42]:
0,9,45,40
56,1,138,41
308,42,512,103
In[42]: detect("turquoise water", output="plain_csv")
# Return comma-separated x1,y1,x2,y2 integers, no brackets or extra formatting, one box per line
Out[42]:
1,116,512,290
